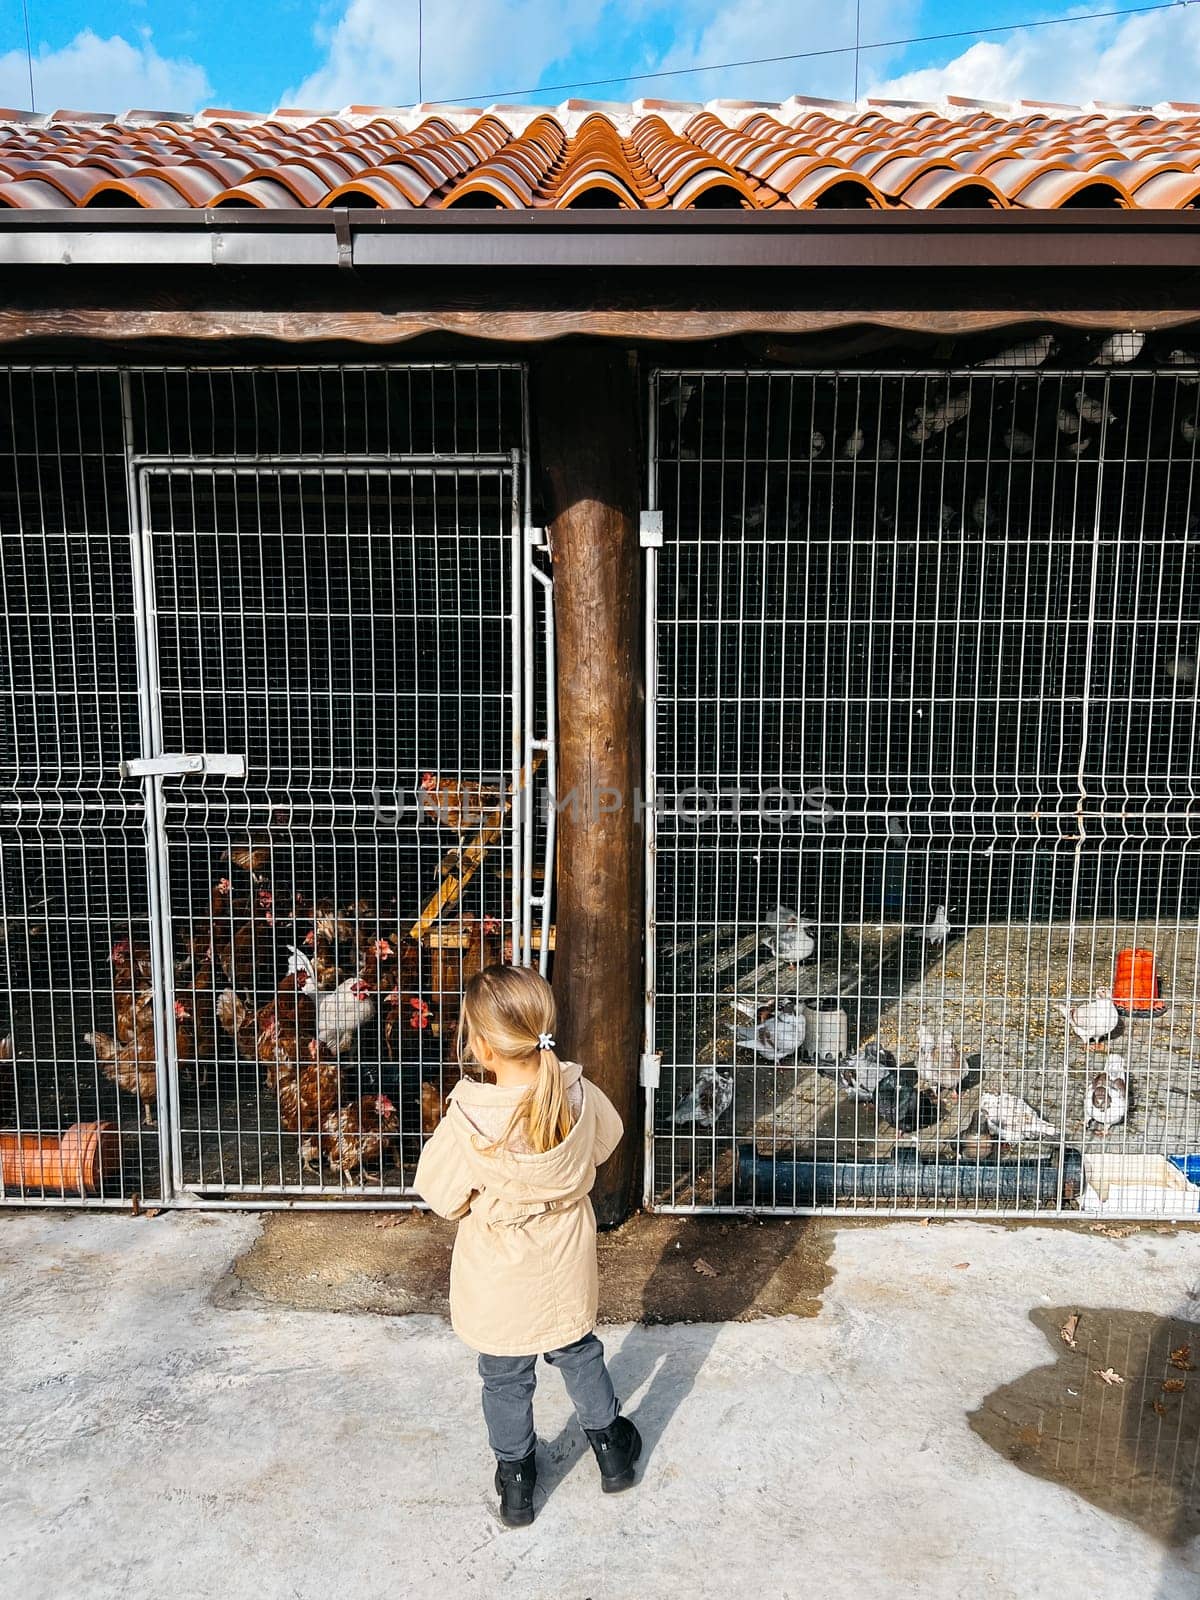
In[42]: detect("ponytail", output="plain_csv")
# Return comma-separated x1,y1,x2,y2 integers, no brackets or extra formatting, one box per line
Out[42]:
459,964,573,1154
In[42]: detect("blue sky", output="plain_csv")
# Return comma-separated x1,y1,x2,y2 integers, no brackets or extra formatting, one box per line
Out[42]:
2,1,1200,115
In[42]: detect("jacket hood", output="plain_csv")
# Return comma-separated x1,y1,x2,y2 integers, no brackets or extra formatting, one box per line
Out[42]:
445,1061,597,1197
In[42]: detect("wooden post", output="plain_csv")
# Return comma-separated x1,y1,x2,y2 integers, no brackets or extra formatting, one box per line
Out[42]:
534,344,643,1228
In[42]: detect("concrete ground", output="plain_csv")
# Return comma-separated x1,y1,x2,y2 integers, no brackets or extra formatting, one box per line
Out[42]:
4,1211,1200,1600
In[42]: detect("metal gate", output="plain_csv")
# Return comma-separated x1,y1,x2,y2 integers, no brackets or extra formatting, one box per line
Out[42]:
645,361,1200,1218
1,364,551,1206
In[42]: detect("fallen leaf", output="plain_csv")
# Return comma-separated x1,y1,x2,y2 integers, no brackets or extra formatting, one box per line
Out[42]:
693,1257,719,1278
1170,1344,1194,1371
372,1214,403,1229
1094,1368,1125,1386
1152,1401,1168,1417
1090,1223,1133,1238
953,1261,970,1270
1060,1314,1080,1349
1163,1378,1187,1393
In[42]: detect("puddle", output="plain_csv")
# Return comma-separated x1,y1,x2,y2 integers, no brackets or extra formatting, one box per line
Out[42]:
970,1306,1200,1546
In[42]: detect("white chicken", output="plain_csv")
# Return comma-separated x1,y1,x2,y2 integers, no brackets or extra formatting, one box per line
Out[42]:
289,946,374,1054
762,908,816,965
1057,988,1119,1050
915,1028,965,1098
673,1066,734,1128
980,1092,1057,1145
732,997,805,1063
1090,331,1144,366
1085,1054,1129,1136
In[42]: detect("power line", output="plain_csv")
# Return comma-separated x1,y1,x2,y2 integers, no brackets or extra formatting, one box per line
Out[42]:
21,0,35,114
431,0,1192,106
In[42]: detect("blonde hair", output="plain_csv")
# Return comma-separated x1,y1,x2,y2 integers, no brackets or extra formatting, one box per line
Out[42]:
458,964,573,1154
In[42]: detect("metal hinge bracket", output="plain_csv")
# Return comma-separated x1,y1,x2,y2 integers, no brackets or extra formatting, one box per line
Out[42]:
639,510,663,548
639,1051,661,1089
119,753,246,780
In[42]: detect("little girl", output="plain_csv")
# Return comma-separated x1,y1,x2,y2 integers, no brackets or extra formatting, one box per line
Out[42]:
415,963,641,1527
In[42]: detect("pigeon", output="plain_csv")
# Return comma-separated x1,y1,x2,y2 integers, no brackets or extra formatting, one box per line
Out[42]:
1086,1054,1129,1136
1057,988,1120,1050
1004,426,1035,456
1182,415,1198,446
907,390,971,443
732,997,805,1062
915,1028,966,1097
980,1092,1057,1145
938,502,961,532
1056,406,1082,437
1169,649,1197,685
1165,350,1200,385
839,1042,897,1100
1074,390,1118,425
971,494,997,533
955,1111,995,1163
840,428,866,459
673,1066,734,1128
810,430,826,456
919,904,952,946
874,1067,942,1133
974,334,1055,369
1068,435,1094,456
1090,331,1144,366
762,908,816,965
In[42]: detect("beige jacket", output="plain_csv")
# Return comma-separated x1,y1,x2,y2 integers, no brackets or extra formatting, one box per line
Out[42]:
414,1062,623,1356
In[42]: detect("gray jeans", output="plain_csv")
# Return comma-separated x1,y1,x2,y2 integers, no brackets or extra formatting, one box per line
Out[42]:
478,1332,620,1461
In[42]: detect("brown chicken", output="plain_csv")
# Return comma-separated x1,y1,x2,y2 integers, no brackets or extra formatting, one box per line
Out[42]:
217,974,319,1090
426,915,502,1029
274,1046,344,1171
420,773,503,833
322,1093,399,1180
383,988,433,1059
173,932,216,1073
420,1068,465,1134
210,877,281,996
84,1000,193,1126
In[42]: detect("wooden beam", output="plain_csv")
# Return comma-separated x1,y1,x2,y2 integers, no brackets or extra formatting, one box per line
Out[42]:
535,344,643,1229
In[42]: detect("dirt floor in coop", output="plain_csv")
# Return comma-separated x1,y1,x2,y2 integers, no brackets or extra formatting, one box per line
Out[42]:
657,921,1200,1210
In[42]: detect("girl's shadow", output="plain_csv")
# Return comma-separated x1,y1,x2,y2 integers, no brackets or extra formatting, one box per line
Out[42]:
535,1216,820,1502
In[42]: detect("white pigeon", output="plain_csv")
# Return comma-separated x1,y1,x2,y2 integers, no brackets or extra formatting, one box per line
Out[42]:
980,1092,1057,1144
920,904,952,946
810,430,826,456
840,428,866,459
1074,389,1118,425
915,1028,965,1096
839,1042,896,1100
1056,406,1082,436
1086,1054,1129,1135
1056,987,1119,1049
1090,331,1144,366
1181,415,1198,445
907,390,971,443
732,997,806,1062
1004,426,1035,456
762,908,816,964
975,334,1054,369
673,1066,734,1128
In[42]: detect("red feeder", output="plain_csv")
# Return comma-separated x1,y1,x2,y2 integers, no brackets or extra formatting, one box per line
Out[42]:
1113,947,1166,1016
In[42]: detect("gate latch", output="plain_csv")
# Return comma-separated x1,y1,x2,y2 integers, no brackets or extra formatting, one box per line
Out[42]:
639,510,663,549
119,753,246,780
639,1051,661,1089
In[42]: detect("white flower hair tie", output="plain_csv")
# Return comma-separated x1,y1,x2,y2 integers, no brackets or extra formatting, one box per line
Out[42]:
537,1032,556,1052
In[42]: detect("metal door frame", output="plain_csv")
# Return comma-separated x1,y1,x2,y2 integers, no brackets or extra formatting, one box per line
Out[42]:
123,437,552,1205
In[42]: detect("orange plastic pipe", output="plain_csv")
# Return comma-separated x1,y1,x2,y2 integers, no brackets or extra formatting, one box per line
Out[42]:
1113,947,1166,1015
0,1122,117,1195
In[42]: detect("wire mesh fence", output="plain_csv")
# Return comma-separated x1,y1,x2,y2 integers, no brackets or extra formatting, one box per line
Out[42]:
1,363,543,1205
646,360,1200,1217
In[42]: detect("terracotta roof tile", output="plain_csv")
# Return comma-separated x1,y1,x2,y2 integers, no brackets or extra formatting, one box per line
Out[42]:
1,98,1198,210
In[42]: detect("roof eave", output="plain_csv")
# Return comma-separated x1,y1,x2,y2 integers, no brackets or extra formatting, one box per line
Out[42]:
1,205,1199,271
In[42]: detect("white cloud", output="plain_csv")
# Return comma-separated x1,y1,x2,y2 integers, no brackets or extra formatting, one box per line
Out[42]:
288,0,610,109
868,8,1200,106
0,29,212,115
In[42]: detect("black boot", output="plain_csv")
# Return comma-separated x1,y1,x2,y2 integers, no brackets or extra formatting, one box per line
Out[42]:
494,1450,537,1527
584,1415,642,1493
